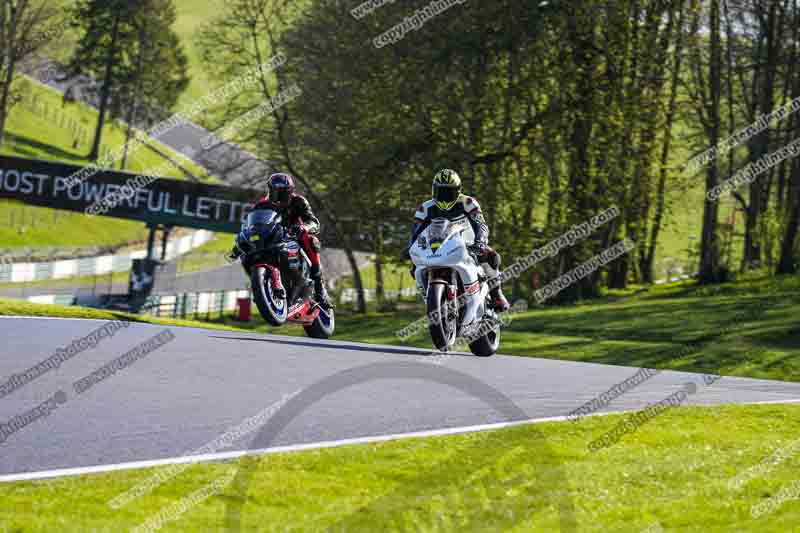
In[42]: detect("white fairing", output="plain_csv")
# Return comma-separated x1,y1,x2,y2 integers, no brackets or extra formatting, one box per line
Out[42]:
410,218,487,327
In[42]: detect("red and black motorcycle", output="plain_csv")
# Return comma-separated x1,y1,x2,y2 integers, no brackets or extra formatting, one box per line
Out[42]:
233,208,335,339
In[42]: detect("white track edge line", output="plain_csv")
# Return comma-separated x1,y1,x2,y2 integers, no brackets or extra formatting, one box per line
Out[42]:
0,315,138,324
0,412,611,483
3,397,800,483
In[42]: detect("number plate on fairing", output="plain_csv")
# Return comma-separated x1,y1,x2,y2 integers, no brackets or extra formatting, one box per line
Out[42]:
285,241,301,268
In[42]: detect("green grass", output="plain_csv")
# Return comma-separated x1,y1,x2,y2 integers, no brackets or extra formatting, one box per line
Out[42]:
172,0,219,106
0,297,241,332
173,234,234,274
0,200,151,249
1,403,798,531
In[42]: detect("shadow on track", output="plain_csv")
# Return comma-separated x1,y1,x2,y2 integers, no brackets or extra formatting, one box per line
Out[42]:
207,335,463,358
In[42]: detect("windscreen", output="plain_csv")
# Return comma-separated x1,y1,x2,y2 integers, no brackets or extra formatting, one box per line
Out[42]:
246,209,280,228
428,218,465,243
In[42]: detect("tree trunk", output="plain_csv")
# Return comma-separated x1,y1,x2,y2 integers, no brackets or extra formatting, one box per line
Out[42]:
563,4,601,301
777,159,800,274
699,0,722,284
0,2,19,148
374,223,385,307
644,1,686,282
0,55,15,148
344,245,366,313
742,2,779,270
122,26,146,170
89,12,121,162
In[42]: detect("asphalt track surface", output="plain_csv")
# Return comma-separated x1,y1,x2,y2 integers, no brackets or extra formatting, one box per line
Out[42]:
2,316,800,480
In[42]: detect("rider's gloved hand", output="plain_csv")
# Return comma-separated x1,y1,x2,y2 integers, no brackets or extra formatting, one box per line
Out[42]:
289,224,305,236
400,245,411,261
469,242,489,257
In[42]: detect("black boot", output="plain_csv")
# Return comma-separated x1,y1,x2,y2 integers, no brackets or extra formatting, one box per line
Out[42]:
228,245,241,263
490,285,510,312
310,265,333,309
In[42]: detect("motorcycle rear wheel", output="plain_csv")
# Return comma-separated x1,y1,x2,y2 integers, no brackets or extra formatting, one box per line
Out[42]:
251,266,288,326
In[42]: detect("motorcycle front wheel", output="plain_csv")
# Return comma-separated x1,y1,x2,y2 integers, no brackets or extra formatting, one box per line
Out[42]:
251,266,288,326
304,307,335,339
427,283,457,351
469,327,500,357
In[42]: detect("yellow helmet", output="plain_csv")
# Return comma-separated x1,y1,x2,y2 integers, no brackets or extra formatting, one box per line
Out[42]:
432,169,462,211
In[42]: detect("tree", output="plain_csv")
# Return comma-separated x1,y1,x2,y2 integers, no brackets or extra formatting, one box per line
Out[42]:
68,0,188,163
0,0,60,147
119,0,189,169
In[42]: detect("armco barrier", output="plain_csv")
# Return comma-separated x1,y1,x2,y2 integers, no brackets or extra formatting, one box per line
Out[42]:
339,287,417,304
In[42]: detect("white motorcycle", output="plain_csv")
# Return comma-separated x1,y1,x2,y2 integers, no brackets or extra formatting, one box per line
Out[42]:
409,217,502,356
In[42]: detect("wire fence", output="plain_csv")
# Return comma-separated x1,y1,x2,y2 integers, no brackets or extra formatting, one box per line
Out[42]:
16,83,91,150
140,290,251,321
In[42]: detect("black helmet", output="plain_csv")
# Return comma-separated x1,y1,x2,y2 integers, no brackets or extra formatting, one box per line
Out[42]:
267,173,296,208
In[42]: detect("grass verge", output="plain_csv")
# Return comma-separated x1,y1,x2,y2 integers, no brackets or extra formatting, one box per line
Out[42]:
0,403,798,531
0,297,241,332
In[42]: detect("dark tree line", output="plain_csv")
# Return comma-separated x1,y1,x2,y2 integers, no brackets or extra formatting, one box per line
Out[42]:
193,0,800,310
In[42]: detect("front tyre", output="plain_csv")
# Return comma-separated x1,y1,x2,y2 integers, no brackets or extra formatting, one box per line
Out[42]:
251,266,288,326
427,283,457,351
304,307,335,339
469,326,501,357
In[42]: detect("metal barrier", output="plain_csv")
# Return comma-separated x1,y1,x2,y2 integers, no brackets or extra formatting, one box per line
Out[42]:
140,289,251,320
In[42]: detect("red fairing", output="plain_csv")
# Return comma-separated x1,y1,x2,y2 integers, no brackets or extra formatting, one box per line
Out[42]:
300,230,321,267
464,281,481,296
288,300,321,325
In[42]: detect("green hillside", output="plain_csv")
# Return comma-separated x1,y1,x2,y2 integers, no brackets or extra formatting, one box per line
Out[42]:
0,77,217,250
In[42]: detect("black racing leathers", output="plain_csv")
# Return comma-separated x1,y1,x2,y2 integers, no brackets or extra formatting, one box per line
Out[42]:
252,194,321,235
